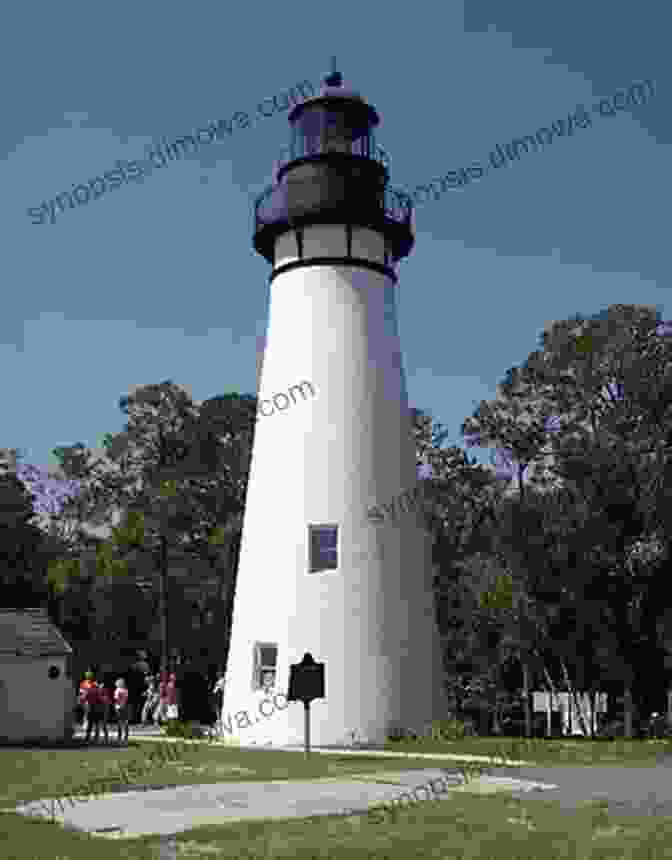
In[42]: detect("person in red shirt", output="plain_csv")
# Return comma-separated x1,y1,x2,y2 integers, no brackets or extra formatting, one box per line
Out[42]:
114,678,130,745
78,671,96,737
166,672,179,720
82,680,104,744
157,671,169,725
97,682,111,745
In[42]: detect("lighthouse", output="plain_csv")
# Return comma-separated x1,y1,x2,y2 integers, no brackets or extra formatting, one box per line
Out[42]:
223,62,447,747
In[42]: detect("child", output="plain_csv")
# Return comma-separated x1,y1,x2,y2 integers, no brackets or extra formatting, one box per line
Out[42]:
97,682,111,745
114,678,130,745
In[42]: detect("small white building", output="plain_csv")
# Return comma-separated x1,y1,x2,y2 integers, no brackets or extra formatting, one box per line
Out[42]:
0,608,75,745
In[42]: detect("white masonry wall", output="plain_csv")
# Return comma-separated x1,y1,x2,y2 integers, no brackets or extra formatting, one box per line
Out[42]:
224,222,447,747
0,655,73,744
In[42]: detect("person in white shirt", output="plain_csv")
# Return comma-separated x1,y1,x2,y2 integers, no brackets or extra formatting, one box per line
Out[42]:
212,671,227,735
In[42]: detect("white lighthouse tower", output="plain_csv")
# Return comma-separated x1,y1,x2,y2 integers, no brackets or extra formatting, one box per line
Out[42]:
224,63,447,747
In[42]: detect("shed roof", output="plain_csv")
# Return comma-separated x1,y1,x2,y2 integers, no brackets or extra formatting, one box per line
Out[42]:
0,608,73,658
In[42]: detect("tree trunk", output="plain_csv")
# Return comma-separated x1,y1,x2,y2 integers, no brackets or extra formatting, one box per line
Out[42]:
539,658,560,736
159,535,168,672
491,693,503,736
522,658,532,738
624,685,634,738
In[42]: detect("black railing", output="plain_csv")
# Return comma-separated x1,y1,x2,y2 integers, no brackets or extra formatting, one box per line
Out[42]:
383,185,413,224
273,141,390,177
253,181,413,233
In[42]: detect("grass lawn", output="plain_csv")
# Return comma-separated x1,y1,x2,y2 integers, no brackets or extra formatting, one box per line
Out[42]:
383,734,672,767
0,741,468,808
2,737,672,859
2,786,672,859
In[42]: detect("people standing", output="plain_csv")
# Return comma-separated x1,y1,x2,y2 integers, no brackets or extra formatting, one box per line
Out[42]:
83,681,103,744
114,678,130,745
176,657,210,726
127,650,152,724
78,670,96,733
141,674,159,725
97,682,111,745
166,672,179,720
212,670,227,734
156,671,170,724
132,650,151,676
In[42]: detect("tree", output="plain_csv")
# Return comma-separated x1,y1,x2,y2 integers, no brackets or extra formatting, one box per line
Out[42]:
405,410,513,722
460,304,672,736
47,384,257,674
0,450,80,613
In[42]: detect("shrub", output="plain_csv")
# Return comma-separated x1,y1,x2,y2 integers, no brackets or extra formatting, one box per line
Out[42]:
386,720,472,744
430,719,468,741
386,726,414,743
161,719,203,739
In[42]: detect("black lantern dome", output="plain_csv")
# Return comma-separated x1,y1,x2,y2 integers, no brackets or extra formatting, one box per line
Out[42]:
253,62,414,266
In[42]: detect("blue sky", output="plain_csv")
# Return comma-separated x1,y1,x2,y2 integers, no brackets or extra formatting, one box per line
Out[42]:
2,2,669,475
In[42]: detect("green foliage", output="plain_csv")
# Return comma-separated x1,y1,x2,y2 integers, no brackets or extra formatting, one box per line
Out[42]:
111,510,145,548
479,573,514,610
40,383,255,673
161,719,205,739
441,304,672,737
94,540,128,577
386,720,472,745
431,719,468,741
47,558,80,593
386,726,419,743
207,525,228,546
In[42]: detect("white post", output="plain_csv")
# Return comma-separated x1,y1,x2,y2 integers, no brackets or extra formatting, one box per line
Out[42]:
547,696,552,738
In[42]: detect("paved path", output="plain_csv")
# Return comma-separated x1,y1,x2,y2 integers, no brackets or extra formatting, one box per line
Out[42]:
13,768,559,839
31,733,672,834
483,759,672,817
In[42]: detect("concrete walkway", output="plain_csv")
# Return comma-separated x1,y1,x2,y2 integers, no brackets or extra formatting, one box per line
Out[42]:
41,731,672,836
13,768,559,839
483,760,672,818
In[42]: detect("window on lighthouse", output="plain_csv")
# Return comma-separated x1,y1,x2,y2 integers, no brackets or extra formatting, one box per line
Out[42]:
252,642,278,691
309,524,338,573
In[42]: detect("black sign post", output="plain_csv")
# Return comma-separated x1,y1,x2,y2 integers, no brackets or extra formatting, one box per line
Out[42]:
287,652,325,759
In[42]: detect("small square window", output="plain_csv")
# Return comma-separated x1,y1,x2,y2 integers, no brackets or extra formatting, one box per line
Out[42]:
309,524,338,573
252,642,278,692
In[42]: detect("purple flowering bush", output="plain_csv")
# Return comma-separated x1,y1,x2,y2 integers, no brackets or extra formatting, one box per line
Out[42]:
544,415,561,433
491,448,531,482
416,462,434,480
15,463,81,515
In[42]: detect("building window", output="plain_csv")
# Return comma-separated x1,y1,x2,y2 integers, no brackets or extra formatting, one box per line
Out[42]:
252,642,278,691
309,524,338,573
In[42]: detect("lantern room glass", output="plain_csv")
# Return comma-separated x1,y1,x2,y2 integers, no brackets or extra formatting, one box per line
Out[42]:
290,106,376,162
